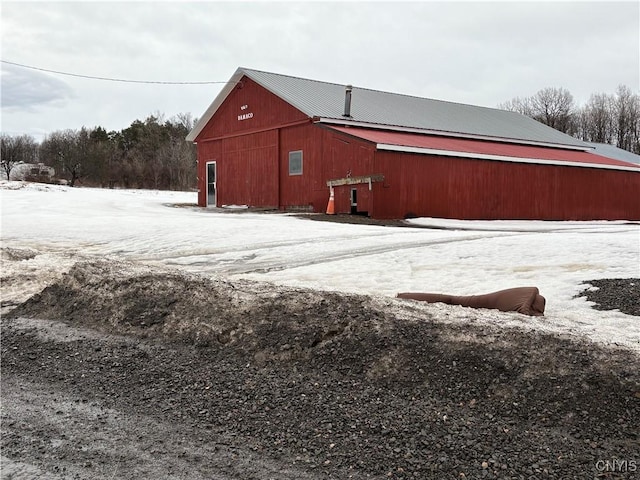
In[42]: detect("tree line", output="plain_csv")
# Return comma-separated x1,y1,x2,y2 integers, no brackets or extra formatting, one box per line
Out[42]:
1,113,197,190
2,85,638,189
498,84,639,154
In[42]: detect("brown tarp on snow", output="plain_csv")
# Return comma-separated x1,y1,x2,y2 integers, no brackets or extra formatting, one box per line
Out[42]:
397,287,546,316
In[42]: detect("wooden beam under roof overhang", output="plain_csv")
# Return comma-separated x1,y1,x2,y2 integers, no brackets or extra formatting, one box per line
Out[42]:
326,174,384,188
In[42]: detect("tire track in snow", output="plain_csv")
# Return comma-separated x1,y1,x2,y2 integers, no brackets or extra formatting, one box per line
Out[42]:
190,231,523,275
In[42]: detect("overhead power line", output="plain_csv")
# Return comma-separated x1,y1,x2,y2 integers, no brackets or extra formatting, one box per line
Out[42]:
1,59,232,85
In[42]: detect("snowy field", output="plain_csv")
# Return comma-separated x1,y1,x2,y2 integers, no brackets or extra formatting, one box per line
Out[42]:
1,180,639,352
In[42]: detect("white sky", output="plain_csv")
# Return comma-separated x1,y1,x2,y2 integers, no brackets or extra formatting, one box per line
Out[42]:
1,1,639,141
1,181,639,352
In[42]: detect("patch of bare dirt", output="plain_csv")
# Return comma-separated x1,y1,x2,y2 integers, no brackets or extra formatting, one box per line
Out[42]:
294,213,411,228
2,260,639,479
577,278,640,317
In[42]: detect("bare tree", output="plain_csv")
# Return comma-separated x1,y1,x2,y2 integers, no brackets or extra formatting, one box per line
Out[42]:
1,134,20,180
613,85,640,153
499,88,576,134
174,112,195,132
578,93,614,144
0,134,38,180
529,87,576,134
40,129,84,186
165,114,197,190
497,97,533,116
499,85,639,154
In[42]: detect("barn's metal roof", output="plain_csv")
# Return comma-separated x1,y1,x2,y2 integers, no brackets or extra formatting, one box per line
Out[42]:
585,142,640,165
187,67,589,150
328,126,640,172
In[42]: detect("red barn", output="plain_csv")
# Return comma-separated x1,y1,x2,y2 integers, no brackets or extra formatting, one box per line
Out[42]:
187,67,640,220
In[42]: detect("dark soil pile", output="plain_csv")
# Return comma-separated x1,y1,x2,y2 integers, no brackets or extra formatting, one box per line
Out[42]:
576,278,640,317
3,260,640,479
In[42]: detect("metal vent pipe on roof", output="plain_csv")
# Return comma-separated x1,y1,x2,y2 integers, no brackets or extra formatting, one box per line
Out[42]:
343,85,353,118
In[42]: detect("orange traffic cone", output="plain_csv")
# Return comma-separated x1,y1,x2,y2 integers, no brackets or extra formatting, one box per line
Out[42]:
326,187,335,215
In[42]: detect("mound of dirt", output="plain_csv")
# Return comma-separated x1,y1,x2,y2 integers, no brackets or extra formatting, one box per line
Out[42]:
1,247,39,261
8,260,393,357
4,260,640,479
577,278,640,317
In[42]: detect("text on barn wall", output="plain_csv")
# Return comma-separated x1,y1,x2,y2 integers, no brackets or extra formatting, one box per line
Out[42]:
238,104,253,121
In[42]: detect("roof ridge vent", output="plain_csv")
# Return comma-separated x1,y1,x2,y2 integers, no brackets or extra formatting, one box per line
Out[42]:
343,85,353,118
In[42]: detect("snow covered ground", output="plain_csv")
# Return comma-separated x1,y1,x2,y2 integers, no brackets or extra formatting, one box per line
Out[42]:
1,180,639,351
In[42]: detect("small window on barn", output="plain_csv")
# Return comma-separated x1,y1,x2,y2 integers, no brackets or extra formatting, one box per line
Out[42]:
289,150,303,176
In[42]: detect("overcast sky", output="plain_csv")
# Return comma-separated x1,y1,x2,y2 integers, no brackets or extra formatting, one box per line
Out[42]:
1,1,638,141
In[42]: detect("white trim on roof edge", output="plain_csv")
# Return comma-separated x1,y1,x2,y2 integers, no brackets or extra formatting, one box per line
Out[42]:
377,144,640,172
318,119,592,152
186,69,245,142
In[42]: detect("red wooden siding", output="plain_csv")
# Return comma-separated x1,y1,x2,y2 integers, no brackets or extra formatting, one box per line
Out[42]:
220,130,279,207
196,77,308,141
196,131,278,208
352,184,372,215
318,130,376,214
195,75,311,208
192,75,639,220
373,150,640,220
278,124,324,210
275,124,376,213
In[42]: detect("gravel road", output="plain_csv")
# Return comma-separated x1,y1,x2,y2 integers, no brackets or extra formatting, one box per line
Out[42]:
2,258,639,480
